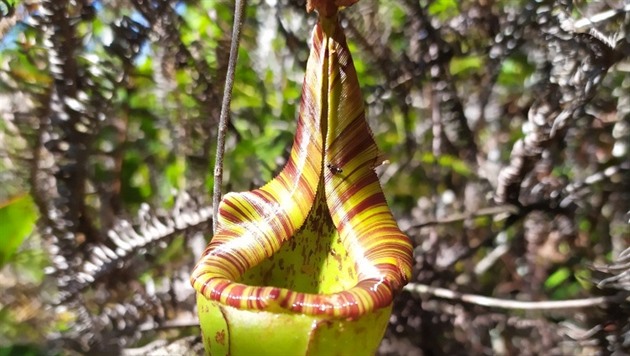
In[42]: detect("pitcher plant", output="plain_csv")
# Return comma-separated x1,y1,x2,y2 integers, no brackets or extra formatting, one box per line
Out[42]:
191,0,414,354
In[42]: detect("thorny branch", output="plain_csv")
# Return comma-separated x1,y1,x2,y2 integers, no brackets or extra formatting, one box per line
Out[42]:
570,4,630,33
495,7,625,205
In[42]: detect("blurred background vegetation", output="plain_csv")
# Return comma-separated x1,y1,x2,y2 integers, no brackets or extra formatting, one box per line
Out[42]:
0,0,629,354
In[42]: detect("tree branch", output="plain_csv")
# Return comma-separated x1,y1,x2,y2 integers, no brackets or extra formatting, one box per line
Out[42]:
409,205,519,228
403,283,628,310
139,317,200,332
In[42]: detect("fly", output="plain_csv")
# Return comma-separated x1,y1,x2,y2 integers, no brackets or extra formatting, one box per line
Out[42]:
326,163,343,174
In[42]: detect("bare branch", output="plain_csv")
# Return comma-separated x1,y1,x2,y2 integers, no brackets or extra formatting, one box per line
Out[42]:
409,205,519,229
122,336,203,356
138,317,200,332
403,283,628,310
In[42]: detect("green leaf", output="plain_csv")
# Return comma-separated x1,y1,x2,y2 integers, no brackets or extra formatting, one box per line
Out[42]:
544,267,571,289
0,344,46,356
0,194,38,267
450,56,484,76
428,0,459,20
497,56,533,88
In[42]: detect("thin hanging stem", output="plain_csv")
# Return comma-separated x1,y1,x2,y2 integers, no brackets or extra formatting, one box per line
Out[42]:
213,0,247,233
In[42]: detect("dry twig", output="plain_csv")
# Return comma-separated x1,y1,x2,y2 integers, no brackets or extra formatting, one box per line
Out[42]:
404,283,628,310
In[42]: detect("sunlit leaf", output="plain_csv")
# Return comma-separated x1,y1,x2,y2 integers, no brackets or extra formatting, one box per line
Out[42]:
450,55,484,76
497,56,533,87
544,267,571,289
428,0,459,20
0,194,38,267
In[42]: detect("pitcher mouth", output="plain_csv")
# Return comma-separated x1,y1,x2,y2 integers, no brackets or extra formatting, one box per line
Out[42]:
191,249,404,318
191,185,408,318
